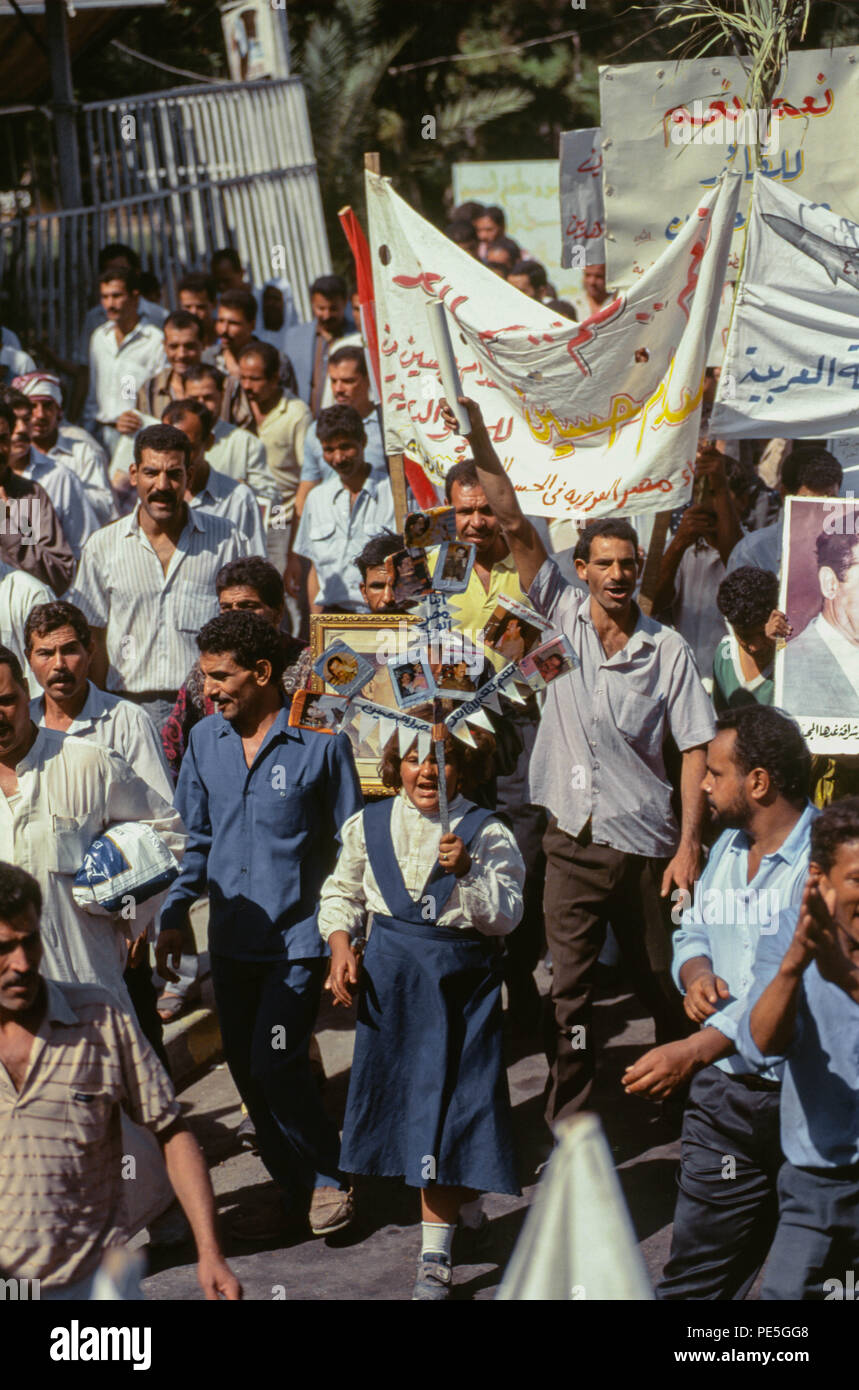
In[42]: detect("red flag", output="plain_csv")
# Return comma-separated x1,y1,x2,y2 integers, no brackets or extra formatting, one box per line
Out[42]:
339,205,438,511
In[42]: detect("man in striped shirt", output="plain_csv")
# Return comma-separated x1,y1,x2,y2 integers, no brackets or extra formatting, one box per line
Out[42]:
0,861,240,1299
70,422,249,734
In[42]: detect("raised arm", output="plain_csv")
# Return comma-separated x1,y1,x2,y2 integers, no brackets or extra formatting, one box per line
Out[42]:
439,396,547,594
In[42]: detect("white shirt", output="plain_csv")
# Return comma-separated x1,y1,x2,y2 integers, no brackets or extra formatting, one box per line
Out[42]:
0,728,185,1009
0,344,36,382
0,560,54,697
812,611,859,687
317,791,525,941
77,299,167,363
30,681,173,801
19,448,100,558
294,472,396,610
82,318,166,432
188,466,267,557
671,540,727,686
69,504,248,694
207,419,279,503
45,427,116,527
1,326,21,351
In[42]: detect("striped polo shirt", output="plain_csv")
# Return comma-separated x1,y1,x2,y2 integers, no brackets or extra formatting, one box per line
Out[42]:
0,978,179,1288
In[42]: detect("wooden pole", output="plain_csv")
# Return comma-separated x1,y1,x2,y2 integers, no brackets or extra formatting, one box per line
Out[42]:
364,151,409,533
636,511,673,617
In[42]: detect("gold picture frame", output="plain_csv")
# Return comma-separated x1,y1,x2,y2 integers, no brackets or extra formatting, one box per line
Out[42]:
309,613,420,795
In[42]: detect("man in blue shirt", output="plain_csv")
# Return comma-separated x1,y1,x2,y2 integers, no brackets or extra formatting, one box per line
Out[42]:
740,798,859,1299
158,611,363,1239
623,705,816,1299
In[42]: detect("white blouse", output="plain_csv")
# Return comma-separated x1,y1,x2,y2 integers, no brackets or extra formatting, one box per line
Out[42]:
317,791,525,941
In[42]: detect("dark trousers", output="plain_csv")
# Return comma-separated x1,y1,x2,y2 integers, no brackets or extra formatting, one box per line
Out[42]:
657,1066,783,1300
123,945,170,1076
210,953,343,1194
761,1161,859,1299
496,712,546,1008
542,816,688,1122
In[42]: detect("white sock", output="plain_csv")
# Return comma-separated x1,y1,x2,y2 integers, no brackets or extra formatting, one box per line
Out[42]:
458,1197,484,1229
421,1221,454,1261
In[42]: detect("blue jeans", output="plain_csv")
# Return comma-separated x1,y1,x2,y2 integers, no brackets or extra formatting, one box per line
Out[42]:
210,953,344,1194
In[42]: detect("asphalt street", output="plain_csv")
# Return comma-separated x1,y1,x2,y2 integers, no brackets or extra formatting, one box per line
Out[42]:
140,963,684,1301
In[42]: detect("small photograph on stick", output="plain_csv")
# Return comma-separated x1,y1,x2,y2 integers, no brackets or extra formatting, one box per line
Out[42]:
312,639,375,699
433,540,476,594
288,691,343,734
388,655,437,709
385,548,433,604
482,602,548,663
404,507,457,549
518,634,580,690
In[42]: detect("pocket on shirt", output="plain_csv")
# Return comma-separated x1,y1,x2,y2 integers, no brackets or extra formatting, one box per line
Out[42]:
174,584,217,634
258,779,308,837
65,1087,111,1149
610,687,665,758
44,816,94,875
306,521,336,547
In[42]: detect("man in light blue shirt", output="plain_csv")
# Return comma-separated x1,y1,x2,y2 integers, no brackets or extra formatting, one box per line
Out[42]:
739,797,859,1299
294,405,395,612
298,346,385,493
623,704,816,1300
163,399,267,557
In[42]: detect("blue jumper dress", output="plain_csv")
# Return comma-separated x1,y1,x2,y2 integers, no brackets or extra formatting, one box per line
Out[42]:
338,797,520,1196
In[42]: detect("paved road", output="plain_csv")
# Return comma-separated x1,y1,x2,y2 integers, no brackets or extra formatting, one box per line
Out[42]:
141,965,681,1301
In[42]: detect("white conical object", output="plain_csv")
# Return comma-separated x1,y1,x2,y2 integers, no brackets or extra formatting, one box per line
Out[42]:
496,1113,653,1301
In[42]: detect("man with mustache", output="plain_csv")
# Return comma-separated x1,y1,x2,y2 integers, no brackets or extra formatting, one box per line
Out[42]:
624,705,816,1299
439,395,716,1128
69,423,248,734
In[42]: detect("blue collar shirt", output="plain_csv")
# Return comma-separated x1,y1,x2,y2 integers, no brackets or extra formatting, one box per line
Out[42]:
160,704,363,960
671,801,817,1079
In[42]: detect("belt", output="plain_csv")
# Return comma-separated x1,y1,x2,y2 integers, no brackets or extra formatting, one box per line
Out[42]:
728,1072,781,1093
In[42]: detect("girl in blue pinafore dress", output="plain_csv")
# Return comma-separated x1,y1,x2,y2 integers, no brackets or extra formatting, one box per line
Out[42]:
318,716,525,1300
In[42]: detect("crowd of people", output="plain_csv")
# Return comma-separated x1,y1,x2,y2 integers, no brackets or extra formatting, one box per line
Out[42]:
0,202,857,1305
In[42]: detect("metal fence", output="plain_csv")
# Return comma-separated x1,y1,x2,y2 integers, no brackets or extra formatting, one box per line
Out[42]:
0,77,330,359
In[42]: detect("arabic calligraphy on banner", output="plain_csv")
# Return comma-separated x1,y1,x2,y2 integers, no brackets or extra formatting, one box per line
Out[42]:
559,129,606,270
367,169,739,519
451,160,583,302
599,47,859,290
711,175,859,441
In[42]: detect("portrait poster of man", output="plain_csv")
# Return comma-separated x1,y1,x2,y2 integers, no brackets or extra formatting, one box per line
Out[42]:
775,496,859,753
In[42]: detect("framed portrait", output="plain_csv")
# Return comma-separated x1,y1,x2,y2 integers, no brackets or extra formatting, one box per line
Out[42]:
774,495,859,753
518,634,580,690
310,614,419,795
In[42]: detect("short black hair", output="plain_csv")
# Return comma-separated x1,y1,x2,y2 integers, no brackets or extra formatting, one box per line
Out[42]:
811,797,859,874
488,235,521,260
716,567,780,630
98,241,140,271
317,404,365,446
133,423,191,467
574,518,639,563
310,274,347,301
510,260,547,291
24,600,91,654
446,221,478,247
355,530,403,580
0,644,28,693
445,459,481,502
216,556,285,610
0,401,14,432
479,205,506,229
329,345,367,376
816,526,859,581
179,270,217,301
452,201,485,221
0,862,42,921
184,364,226,392
163,398,214,437
715,705,810,803
782,447,842,497
0,386,29,414
163,309,201,337
722,454,756,496
238,340,280,378
211,246,242,272
218,288,257,324
98,265,139,293
197,611,286,684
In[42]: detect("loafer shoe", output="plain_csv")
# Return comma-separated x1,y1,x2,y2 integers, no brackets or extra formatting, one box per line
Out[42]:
309,1186,354,1236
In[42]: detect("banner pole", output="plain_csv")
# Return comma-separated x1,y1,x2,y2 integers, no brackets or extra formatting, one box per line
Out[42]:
364,151,409,532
